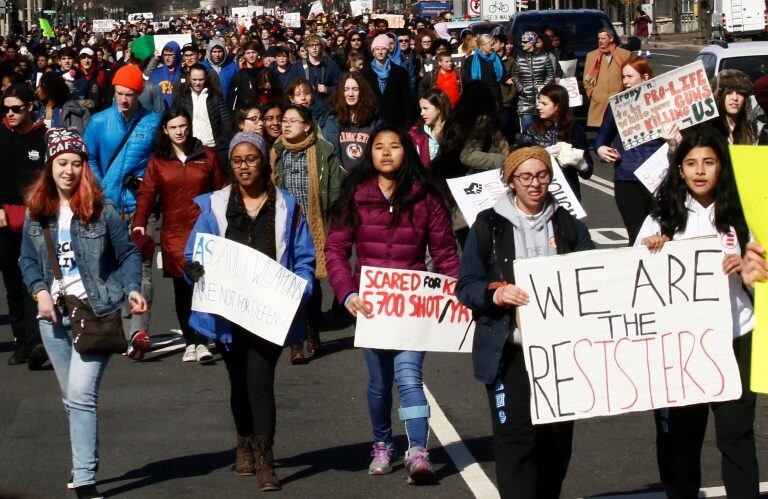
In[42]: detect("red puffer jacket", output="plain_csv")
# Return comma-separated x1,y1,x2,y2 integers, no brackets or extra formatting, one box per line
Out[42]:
325,177,460,303
133,140,225,279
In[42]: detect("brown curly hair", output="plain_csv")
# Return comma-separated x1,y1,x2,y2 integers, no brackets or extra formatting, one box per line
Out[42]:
329,72,379,125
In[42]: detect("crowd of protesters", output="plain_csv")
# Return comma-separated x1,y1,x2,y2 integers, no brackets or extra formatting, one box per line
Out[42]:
1,5,768,499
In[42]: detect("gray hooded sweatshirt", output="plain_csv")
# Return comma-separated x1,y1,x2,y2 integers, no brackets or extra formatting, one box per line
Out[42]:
206,39,228,74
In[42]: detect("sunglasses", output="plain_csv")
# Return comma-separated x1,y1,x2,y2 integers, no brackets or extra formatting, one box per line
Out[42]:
350,38,362,42
2,104,26,114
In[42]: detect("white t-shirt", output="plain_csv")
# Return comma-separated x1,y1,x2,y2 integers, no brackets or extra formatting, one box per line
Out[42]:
52,207,88,302
634,196,754,338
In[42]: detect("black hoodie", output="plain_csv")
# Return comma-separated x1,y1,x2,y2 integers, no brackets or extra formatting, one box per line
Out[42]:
0,118,47,205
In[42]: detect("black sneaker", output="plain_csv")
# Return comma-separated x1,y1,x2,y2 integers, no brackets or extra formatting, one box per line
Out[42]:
75,484,103,499
28,343,48,370
7,348,28,365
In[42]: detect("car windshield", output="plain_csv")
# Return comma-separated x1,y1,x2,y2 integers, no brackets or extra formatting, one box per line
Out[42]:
511,14,613,51
720,55,768,83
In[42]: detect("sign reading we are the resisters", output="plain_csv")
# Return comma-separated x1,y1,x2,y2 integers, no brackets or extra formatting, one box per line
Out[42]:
609,60,718,150
354,266,474,352
514,237,742,425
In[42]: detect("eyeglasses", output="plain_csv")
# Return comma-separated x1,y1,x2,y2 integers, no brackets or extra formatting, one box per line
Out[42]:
307,43,321,48
79,54,92,59
231,156,261,168
512,171,552,187
2,104,26,114
244,116,263,123
350,38,362,42
398,38,410,43
281,118,305,126
421,40,432,45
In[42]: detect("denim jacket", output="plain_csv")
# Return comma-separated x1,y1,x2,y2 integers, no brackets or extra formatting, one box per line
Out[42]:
19,201,143,317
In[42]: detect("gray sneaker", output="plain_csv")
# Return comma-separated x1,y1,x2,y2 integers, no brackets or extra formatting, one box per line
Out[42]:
405,447,435,484
368,441,393,475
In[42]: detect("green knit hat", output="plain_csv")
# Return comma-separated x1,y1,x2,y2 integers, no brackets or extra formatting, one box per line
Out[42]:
130,35,155,62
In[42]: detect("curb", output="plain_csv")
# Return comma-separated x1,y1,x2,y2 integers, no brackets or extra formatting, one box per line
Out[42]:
649,42,703,50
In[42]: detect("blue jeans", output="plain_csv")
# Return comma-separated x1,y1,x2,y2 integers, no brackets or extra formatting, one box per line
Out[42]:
519,114,534,135
39,316,110,487
363,349,430,448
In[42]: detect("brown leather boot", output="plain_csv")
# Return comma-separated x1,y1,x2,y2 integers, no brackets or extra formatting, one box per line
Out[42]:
235,435,255,476
305,325,321,357
253,436,281,492
290,342,306,364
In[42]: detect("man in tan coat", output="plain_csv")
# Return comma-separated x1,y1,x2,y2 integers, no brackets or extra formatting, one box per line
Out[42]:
583,28,632,128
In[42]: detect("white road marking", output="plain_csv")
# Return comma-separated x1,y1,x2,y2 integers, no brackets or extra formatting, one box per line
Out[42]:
588,174,615,188
658,63,682,68
584,481,768,498
582,178,615,196
156,251,163,269
589,228,629,245
650,51,683,57
423,384,499,498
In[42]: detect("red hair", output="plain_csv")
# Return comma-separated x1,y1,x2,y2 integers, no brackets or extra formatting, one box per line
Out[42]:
623,56,655,79
26,160,104,225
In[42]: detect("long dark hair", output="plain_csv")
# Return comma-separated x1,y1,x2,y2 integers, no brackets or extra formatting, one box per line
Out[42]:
652,124,749,249
38,72,71,107
156,107,196,159
715,87,755,145
333,125,450,229
531,83,573,142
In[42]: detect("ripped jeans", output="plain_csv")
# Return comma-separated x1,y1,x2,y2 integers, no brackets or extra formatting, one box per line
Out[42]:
363,348,430,449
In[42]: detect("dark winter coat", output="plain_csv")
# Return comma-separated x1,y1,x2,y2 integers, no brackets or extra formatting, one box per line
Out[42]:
594,106,664,183
325,178,460,304
457,202,594,384
173,88,232,161
362,63,415,128
133,139,225,279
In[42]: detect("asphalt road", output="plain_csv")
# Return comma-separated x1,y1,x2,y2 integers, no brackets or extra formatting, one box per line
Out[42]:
4,47,767,499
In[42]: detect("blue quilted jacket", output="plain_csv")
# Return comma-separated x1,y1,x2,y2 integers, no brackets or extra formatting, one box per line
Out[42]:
84,104,161,213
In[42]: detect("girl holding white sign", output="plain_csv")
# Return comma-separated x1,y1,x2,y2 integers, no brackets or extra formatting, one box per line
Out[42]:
183,132,316,492
636,125,757,498
456,144,594,499
325,125,459,484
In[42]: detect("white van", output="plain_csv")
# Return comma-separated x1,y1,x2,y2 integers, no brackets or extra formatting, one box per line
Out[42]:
712,0,766,40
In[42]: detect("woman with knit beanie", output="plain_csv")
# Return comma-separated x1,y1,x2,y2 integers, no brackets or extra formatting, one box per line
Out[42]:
457,144,594,499
183,132,315,492
271,104,344,363
362,34,414,127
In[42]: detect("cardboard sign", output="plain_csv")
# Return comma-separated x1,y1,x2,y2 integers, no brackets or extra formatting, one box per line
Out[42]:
93,19,117,33
446,156,586,227
154,34,192,52
634,143,670,193
190,233,308,346
609,60,718,150
731,145,768,393
284,12,302,27
514,237,741,424
354,267,473,352
560,77,583,107
372,13,405,28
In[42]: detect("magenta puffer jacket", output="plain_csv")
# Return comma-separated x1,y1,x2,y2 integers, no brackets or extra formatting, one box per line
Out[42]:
326,178,460,303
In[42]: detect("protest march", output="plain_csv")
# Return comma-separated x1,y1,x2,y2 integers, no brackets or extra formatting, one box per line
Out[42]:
1,2,768,498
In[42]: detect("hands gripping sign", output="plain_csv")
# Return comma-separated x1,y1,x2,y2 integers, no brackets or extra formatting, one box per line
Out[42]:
354,266,474,352
191,233,308,346
514,237,741,424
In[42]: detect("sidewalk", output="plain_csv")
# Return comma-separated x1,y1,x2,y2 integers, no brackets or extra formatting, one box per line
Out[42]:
624,31,708,51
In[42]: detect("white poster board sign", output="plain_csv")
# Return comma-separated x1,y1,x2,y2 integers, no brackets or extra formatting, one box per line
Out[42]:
93,19,117,33
350,0,363,16
446,156,586,227
154,34,192,52
372,13,405,28
559,59,577,78
265,8,276,16
609,60,718,150
309,1,324,16
359,0,374,12
560,77,583,107
190,233,308,346
634,143,670,193
514,237,741,425
284,12,302,27
354,267,473,352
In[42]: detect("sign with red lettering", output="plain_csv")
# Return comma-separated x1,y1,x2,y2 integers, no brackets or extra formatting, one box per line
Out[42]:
354,267,474,352
514,237,741,424
609,60,718,150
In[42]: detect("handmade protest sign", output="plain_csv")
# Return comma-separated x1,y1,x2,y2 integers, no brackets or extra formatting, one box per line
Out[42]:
359,0,374,12
731,145,768,393
284,12,302,27
350,1,363,16
514,237,741,424
634,143,670,193
190,233,308,346
354,267,473,352
372,13,405,28
93,19,117,33
446,155,586,227
609,60,718,150
153,34,192,53
559,77,582,107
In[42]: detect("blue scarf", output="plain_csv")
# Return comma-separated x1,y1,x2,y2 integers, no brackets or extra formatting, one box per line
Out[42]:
371,59,391,93
471,50,504,83
385,32,403,66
